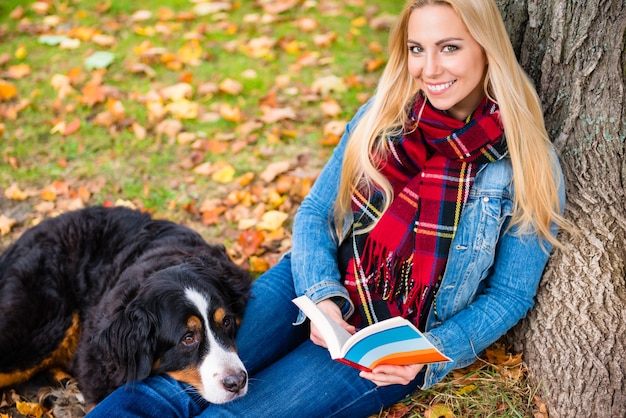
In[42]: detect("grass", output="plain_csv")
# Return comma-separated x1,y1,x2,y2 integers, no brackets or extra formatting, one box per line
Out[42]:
0,1,545,417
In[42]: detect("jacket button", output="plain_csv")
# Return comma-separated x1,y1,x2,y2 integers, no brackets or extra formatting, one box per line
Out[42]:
483,197,489,202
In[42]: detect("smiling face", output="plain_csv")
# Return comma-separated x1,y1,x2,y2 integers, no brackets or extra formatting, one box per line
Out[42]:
407,3,487,120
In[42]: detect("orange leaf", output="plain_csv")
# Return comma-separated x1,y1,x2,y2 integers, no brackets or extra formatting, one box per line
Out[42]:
63,118,81,135
0,80,18,101
220,103,242,123
81,83,106,106
6,63,31,79
41,188,57,202
238,230,265,256
248,256,270,273
365,57,386,73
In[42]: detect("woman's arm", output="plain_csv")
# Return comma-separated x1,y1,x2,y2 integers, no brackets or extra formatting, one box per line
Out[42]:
290,101,372,322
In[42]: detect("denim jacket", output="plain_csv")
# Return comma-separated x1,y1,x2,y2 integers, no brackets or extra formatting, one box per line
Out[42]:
291,101,565,389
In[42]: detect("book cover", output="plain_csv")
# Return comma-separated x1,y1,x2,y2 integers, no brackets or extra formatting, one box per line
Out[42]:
292,295,451,372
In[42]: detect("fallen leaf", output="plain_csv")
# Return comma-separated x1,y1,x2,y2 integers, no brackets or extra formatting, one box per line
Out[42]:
238,230,265,256
312,75,347,96
14,44,27,59
81,82,106,106
248,255,270,273
321,98,341,117
0,80,18,101
261,0,299,14
260,160,291,183
38,35,68,45
92,34,117,47
220,103,242,123
365,57,386,72
259,106,296,124
424,404,454,418
62,118,81,135
6,63,31,79
84,51,115,70
166,99,199,119
5,184,28,200
256,210,288,232
218,78,243,95
16,400,44,418
131,9,153,22
211,162,236,183
0,215,16,236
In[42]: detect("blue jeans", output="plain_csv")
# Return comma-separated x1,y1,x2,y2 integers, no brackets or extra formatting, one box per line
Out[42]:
87,255,421,418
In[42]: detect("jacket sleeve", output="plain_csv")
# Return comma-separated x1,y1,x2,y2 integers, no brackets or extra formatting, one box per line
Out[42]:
290,101,372,322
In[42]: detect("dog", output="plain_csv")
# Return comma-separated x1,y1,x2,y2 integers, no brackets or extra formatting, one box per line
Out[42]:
0,205,252,410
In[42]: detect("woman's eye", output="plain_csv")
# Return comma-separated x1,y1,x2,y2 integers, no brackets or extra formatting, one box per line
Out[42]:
443,45,458,53
408,45,422,54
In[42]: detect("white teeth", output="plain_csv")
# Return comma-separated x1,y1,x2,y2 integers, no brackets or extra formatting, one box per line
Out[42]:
426,81,455,92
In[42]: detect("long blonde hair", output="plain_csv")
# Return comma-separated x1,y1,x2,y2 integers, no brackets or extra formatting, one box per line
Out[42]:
334,0,569,248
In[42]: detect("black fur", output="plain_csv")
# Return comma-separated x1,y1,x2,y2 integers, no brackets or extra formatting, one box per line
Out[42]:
0,206,252,406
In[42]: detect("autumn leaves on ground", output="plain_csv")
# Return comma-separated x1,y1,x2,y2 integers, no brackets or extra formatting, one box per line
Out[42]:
1,1,545,417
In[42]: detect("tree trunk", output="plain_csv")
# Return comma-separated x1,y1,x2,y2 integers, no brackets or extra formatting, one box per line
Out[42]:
499,0,626,417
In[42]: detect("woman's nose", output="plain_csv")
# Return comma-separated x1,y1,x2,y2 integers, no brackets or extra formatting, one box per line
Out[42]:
423,52,440,77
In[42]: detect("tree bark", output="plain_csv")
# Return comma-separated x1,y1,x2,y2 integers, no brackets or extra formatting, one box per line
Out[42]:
499,1,626,417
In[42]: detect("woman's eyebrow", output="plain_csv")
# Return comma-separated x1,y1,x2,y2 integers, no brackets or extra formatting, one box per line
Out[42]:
407,37,464,45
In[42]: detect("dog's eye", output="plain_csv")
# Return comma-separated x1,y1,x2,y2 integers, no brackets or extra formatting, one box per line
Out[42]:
181,332,198,346
222,316,233,329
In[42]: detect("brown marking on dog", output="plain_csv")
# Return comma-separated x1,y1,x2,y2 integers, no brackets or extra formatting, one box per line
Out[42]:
167,367,202,391
188,315,202,331
0,312,81,387
212,308,226,325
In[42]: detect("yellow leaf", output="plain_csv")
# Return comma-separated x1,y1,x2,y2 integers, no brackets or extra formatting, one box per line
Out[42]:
256,210,288,232
351,16,367,27
5,184,28,200
165,99,198,119
220,103,242,123
211,163,236,183
178,39,202,65
424,404,455,418
15,44,27,59
0,215,16,236
16,400,44,418
456,384,477,396
0,80,18,101
160,82,193,101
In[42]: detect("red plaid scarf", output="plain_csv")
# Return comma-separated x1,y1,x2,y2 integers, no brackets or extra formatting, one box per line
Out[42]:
344,94,506,329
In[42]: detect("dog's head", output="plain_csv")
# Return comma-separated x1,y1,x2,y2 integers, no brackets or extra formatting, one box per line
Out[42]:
95,255,252,405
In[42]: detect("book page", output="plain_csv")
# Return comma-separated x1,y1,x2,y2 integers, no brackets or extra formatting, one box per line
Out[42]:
292,296,352,358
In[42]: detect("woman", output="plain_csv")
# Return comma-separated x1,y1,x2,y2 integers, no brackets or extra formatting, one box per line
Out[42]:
88,0,569,416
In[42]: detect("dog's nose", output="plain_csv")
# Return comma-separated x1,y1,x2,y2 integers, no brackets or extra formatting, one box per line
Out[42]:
222,370,247,393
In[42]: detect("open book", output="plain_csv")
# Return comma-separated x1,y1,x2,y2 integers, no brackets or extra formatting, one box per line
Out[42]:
292,295,451,372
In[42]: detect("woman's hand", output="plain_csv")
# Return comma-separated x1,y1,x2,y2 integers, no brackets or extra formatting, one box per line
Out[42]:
359,363,424,386
309,299,356,348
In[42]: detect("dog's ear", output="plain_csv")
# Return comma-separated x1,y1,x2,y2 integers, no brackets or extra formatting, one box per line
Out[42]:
96,299,158,385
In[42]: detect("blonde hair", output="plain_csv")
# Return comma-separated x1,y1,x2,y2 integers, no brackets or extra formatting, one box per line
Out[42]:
334,0,569,248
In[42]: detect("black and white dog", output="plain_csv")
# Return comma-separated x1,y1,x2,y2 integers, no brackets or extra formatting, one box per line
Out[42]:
0,206,252,409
